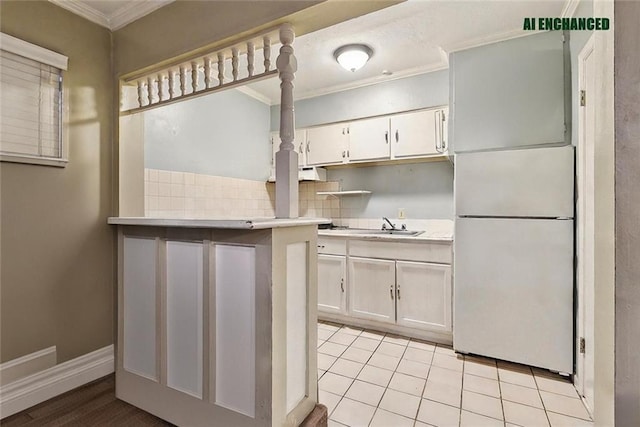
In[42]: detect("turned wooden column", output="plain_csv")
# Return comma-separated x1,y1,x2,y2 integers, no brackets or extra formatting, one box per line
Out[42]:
275,24,299,219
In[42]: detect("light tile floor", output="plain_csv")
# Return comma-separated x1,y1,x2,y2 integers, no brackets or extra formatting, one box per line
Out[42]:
317,321,593,427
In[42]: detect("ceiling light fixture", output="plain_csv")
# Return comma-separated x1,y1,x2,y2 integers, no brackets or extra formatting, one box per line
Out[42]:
333,44,373,72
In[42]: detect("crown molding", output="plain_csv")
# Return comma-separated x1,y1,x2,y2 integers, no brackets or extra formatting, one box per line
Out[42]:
109,0,175,31
49,0,110,28
441,28,533,53
48,0,174,31
561,0,581,18
236,86,273,106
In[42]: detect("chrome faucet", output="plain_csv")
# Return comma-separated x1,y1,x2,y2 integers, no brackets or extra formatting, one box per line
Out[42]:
382,217,396,230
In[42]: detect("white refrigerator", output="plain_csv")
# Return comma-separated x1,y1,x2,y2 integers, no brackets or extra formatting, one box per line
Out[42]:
453,145,574,374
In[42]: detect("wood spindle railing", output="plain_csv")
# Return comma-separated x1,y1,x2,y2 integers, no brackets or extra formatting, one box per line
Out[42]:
264,36,271,72
168,70,175,99
217,52,225,86
247,42,255,77
137,81,144,107
191,61,198,93
120,26,282,113
231,48,239,81
179,66,187,96
204,57,211,89
157,74,163,102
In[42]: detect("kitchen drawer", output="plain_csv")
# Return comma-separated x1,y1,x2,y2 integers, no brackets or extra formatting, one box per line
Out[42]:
349,240,451,264
317,237,347,255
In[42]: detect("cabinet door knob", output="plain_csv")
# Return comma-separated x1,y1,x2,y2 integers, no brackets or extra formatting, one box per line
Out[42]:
390,286,394,300
317,245,325,249
395,130,399,143
385,131,389,144
397,286,401,299
341,278,344,293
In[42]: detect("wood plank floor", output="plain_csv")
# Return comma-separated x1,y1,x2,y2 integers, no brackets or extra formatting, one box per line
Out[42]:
1,375,174,427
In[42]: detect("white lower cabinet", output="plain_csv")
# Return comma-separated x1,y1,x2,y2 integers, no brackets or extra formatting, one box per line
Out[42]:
318,254,346,314
318,237,453,338
348,257,396,324
396,261,452,332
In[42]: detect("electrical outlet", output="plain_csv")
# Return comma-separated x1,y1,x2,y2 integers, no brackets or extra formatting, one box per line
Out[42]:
398,208,406,219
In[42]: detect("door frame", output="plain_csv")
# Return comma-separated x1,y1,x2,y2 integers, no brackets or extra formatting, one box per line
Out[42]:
575,33,595,415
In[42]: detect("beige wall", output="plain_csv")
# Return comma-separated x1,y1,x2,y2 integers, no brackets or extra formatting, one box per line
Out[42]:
615,1,640,424
0,1,114,363
114,0,320,78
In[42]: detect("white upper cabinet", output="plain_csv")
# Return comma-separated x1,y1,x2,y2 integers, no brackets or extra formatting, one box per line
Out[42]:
271,130,306,169
270,106,449,173
347,116,391,162
306,123,349,166
391,107,448,159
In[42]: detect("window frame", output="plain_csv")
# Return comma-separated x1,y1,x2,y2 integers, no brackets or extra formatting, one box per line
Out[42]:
0,32,69,167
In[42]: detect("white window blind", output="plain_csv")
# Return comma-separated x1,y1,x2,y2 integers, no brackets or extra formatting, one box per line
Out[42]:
0,33,68,166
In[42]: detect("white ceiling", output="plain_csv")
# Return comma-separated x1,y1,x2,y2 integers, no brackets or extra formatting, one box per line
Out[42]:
52,0,575,104
245,0,573,104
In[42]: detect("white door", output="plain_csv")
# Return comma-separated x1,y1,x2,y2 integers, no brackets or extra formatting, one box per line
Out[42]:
576,35,595,413
390,109,439,158
396,261,451,333
306,123,348,166
348,257,395,324
317,254,346,314
347,116,390,162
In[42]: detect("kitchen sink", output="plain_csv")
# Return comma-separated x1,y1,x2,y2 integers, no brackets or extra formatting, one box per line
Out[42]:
323,228,424,237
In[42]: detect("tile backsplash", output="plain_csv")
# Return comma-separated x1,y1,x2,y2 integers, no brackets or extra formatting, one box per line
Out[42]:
144,168,341,219
144,169,451,231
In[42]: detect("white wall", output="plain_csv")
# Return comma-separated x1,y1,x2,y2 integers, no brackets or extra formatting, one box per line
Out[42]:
145,89,271,181
327,162,454,220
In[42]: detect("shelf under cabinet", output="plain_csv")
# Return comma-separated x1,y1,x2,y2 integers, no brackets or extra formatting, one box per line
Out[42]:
316,190,372,196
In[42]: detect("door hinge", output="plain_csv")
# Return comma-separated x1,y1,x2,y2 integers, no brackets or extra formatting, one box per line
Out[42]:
580,90,586,107
579,337,586,354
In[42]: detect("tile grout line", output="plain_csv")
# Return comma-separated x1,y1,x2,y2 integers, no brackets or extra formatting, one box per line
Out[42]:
532,370,554,427
494,358,507,427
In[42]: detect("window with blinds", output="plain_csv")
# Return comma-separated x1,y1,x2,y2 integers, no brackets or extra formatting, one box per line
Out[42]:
0,33,68,167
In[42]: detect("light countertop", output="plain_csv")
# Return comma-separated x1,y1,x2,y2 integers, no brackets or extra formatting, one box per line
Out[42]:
318,229,453,242
318,219,454,242
108,217,332,229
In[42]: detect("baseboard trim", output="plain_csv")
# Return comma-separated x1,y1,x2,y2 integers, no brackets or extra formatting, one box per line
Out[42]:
0,346,57,387
0,345,114,419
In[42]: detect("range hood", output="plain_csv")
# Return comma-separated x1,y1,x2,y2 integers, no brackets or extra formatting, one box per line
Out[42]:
268,167,327,182
298,167,327,181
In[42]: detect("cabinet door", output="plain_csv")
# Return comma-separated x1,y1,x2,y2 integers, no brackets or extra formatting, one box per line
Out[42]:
391,109,439,158
318,254,346,314
270,132,279,179
271,130,306,169
396,261,451,332
347,116,390,162
295,130,307,167
306,123,348,166
348,257,395,324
